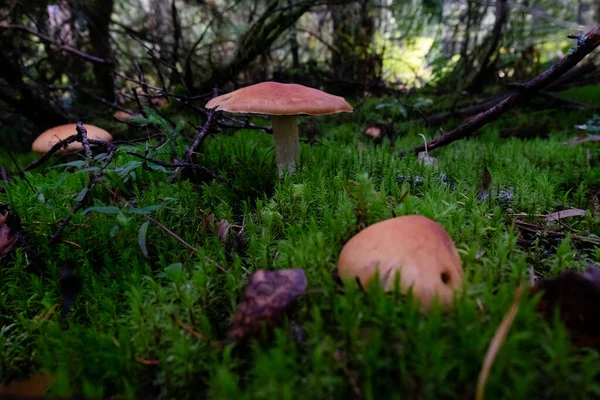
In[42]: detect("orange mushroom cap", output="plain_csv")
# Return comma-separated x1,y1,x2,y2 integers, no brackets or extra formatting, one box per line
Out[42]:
31,123,113,154
205,81,353,116
337,215,464,310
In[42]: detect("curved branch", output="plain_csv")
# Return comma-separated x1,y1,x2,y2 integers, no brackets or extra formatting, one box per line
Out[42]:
0,23,113,65
409,26,600,154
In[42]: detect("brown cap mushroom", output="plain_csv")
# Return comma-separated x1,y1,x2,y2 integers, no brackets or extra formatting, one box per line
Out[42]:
31,123,113,154
337,215,463,310
205,81,353,177
113,110,134,121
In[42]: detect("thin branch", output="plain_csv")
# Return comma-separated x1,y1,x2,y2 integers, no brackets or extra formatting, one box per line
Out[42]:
169,88,219,181
144,215,227,274
0,23,113,64
51,142,117,243
8,151,36,192
409,26,600,154
126,151,230,186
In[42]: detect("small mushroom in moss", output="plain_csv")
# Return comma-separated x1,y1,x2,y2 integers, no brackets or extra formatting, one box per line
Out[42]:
31,123,113,154
337,215,464,310
206,81,353,178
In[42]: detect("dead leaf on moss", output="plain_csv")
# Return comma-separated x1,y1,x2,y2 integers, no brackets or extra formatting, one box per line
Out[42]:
0,208,20,257
531,264,600,351
228,269,307,341
216,219,230,244
477,166,492,201
545,209,586,222
201,212,215,232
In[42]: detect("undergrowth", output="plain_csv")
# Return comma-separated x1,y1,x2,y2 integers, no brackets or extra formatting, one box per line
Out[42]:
1,91,600,399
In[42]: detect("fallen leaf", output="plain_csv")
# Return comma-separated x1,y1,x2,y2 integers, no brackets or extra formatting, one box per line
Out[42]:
228,269,307,341
0,207,20,257
216,219,230,244
365,127,381,138
0,373,54,399
476,167,492,202
531,264,600,351
138,221,150,258
201,213,215,232
480,166,492,191
545,209,586,222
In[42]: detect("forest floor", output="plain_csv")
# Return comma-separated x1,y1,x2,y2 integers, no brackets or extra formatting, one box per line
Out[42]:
1,87,600,399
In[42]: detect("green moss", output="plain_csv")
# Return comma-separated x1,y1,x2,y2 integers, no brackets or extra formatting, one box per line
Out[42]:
1,99,600,399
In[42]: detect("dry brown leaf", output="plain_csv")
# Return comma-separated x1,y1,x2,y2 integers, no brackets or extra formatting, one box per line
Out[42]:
216,219,230,244
228,269,307,341
531,264,600,351
545,208,586,222
480,166,492,191
201,212,215,232
0,209,20,257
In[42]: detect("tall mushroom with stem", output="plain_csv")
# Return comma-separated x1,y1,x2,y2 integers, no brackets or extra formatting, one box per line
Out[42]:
206,82,353,178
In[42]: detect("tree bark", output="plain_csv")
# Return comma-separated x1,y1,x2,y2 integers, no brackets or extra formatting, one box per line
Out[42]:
466,0,510,93
0,42,67,130
82,0,115,100
198,0,316,93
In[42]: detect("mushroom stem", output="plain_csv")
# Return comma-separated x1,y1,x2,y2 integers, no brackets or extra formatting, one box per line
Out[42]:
271,115,300,178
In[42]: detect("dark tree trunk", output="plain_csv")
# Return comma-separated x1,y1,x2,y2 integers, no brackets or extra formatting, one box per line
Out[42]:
288,0,300,69
82,0,115,100
328,0,380,94
198,0,316,93
0,42,67,130
466,0,510,93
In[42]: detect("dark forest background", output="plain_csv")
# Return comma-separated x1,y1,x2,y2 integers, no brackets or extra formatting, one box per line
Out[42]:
1,0,598,149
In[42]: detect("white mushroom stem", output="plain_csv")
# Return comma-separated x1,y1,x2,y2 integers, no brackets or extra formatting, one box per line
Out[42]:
271,115,300,178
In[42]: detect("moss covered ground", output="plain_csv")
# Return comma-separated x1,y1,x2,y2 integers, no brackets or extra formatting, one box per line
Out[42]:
1,89,600,399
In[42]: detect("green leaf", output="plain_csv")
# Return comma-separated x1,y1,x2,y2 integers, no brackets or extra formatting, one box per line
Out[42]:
147,163,168,173
83,206,121,215
138,222,149,258
51,160,86,169
76,187,88,202
128,204,164,215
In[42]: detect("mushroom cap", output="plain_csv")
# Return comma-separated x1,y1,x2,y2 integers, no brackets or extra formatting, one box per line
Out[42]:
113,110,133,121
32,124,113,154
205,81,353,116
337,215,463,310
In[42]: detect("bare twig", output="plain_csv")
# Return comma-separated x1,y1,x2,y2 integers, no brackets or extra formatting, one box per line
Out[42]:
51,142,117,243
8,151,35,192
170,313,224,350
126,151,230,186
169,88,219,181
23,134,78,172
0,23,113,64
143,214,227,274
76,122,93,160
409,26,600,154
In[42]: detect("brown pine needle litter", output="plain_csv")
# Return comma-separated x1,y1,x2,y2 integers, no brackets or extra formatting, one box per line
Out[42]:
476,286,525,400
